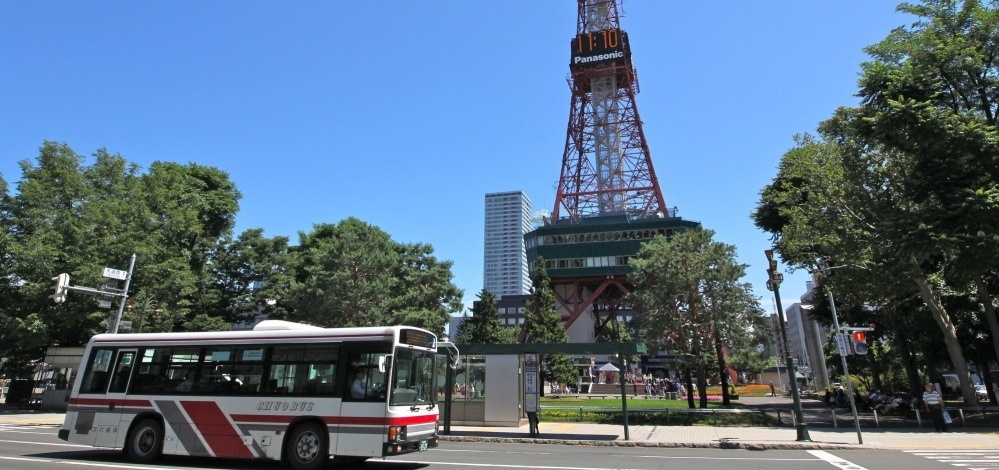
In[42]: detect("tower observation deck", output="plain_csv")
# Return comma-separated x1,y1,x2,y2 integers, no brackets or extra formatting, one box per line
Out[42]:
526,0,699,343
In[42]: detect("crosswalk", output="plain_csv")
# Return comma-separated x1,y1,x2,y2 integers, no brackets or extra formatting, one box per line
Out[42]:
906,450,999,469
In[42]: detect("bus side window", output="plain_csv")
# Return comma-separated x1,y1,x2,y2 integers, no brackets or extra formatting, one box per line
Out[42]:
108,351,136,394
80,348,115,394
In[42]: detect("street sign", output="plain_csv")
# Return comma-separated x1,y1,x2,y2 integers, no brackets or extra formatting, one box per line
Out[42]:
98,300,112,309
102,267,128,280
524,353,539,413
834,333,852,356
119,321,132,330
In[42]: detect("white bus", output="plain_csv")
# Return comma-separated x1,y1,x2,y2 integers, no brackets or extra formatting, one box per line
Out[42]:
58,321,448,469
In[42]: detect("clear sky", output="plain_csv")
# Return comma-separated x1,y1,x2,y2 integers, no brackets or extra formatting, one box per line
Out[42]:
2,1,913,315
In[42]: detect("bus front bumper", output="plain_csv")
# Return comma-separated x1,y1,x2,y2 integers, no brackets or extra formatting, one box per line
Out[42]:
384,436,438,456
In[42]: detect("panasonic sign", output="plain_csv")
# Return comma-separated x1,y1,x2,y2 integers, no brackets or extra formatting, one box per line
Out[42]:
573,50,625,66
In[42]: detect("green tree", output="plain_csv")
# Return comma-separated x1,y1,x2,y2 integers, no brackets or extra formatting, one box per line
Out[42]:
856,0,999,403
460,289,503,344
281,218,461,335
198,228,292,324
389,242,463,336
523,258,576,391
0,142,243,373
284,218,398,328
139,161,242,329
182,313,233,332
629,229,763,407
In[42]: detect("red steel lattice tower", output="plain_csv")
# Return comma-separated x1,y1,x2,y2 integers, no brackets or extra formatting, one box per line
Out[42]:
553,0,669,222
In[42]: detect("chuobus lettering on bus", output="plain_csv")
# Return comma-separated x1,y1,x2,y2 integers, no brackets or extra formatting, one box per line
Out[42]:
257,400,314,412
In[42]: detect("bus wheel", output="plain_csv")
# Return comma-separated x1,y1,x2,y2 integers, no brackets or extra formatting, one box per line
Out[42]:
125,419,163,464
286,422,328,470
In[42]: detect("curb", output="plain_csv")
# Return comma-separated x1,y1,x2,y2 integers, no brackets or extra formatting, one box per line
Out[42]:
439,435,876,450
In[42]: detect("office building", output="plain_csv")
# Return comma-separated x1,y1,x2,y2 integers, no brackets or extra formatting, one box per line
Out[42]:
483,191,532,298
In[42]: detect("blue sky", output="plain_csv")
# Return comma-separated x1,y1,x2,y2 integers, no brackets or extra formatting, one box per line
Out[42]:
2,1,913,315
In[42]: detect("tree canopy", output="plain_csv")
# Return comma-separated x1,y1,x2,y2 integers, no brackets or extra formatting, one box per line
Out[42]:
754,0,999,404
0,142,463,375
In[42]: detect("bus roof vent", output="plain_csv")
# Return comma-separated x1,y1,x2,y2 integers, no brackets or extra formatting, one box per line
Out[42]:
253,320,324,331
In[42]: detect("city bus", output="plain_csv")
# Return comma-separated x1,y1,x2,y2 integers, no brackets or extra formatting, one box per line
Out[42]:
58,320,449,469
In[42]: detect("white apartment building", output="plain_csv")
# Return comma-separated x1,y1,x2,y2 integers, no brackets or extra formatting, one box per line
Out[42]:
483,191,532,298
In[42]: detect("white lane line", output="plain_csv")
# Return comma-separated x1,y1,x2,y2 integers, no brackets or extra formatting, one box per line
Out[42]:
437,449,553,455
0,438,92,448
437,448,818,462
0,455,201,470
808,450,869,470
389,460,646,470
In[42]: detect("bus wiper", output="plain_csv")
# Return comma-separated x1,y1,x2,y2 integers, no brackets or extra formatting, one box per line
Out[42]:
410,405,420,412
426,403,436,411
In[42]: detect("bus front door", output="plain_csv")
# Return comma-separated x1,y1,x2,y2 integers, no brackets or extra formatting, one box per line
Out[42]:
95,349,136,448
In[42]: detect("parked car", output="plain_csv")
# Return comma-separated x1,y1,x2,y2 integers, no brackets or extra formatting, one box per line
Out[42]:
975,384,988,401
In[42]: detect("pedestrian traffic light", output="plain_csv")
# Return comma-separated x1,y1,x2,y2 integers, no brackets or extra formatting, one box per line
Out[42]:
50,273,70,303
851,331,868,355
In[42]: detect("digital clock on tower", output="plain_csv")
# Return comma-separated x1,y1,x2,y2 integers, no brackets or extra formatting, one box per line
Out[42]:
570,28,630,70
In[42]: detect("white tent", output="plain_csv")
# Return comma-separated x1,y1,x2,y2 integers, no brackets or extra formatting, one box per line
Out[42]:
597,363,619,372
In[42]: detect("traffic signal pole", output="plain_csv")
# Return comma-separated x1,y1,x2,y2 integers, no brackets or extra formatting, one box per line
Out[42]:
826,289,863,444
108,254,136,334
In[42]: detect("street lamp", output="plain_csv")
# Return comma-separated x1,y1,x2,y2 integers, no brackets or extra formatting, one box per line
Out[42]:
765,250,811,442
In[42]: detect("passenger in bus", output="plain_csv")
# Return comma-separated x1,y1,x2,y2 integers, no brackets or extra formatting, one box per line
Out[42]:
176,370,195,392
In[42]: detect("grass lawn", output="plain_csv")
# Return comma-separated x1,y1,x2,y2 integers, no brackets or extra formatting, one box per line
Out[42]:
539,396,780,426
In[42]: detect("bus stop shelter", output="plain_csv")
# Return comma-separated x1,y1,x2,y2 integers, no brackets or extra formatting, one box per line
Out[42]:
437,342,646,440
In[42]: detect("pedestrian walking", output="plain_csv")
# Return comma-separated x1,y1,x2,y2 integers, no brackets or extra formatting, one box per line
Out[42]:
769,381,776,397
922,383,948,432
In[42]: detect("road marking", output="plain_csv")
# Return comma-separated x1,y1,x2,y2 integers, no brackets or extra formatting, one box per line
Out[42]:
438,449,553,455
0,438,92,448
807,450,868,470
389,460,646,469
905,449,999,469
0,425,60,435
0,455,170,469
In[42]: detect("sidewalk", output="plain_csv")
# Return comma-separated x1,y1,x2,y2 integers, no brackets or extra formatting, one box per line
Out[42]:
443,396,999,450
4,406,997,451
443,421,999,450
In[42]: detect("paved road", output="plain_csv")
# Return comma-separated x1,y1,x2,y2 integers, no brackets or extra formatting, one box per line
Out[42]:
2,423,996,470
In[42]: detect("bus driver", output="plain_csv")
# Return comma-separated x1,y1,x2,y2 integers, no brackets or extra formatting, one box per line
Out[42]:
351,369,383,399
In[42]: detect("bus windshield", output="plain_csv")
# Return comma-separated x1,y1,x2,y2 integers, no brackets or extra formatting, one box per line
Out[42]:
389,348,436,407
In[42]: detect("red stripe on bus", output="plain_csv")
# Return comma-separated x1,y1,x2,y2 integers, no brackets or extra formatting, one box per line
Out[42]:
68,398,152,407
229,413,437,426
181,401,254,459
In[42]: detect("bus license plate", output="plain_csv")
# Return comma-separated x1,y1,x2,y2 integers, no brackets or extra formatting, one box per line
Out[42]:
418,440,429,452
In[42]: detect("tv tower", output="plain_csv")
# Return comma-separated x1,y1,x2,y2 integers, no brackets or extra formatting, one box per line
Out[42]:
553,0,667,221
525,0,698,344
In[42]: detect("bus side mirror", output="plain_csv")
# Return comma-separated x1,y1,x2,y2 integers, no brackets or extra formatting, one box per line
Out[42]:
379,355,391,374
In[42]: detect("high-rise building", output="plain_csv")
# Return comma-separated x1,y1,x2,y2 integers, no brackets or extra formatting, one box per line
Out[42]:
783,280,832,391
484,191,532,298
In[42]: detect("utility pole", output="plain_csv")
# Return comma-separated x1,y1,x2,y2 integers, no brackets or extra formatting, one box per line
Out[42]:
108,254,136,334
49,254,137,334
765,250,811,442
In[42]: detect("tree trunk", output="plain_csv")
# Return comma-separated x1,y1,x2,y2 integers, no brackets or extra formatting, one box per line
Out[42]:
685,367,695,409
974,277,999,373
697,361,709,408
888,311,923,396
908,260,979,405
714,330,730,406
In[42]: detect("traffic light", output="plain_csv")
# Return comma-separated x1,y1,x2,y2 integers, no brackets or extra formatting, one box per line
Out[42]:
50,273,70,303
851,331,868,355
